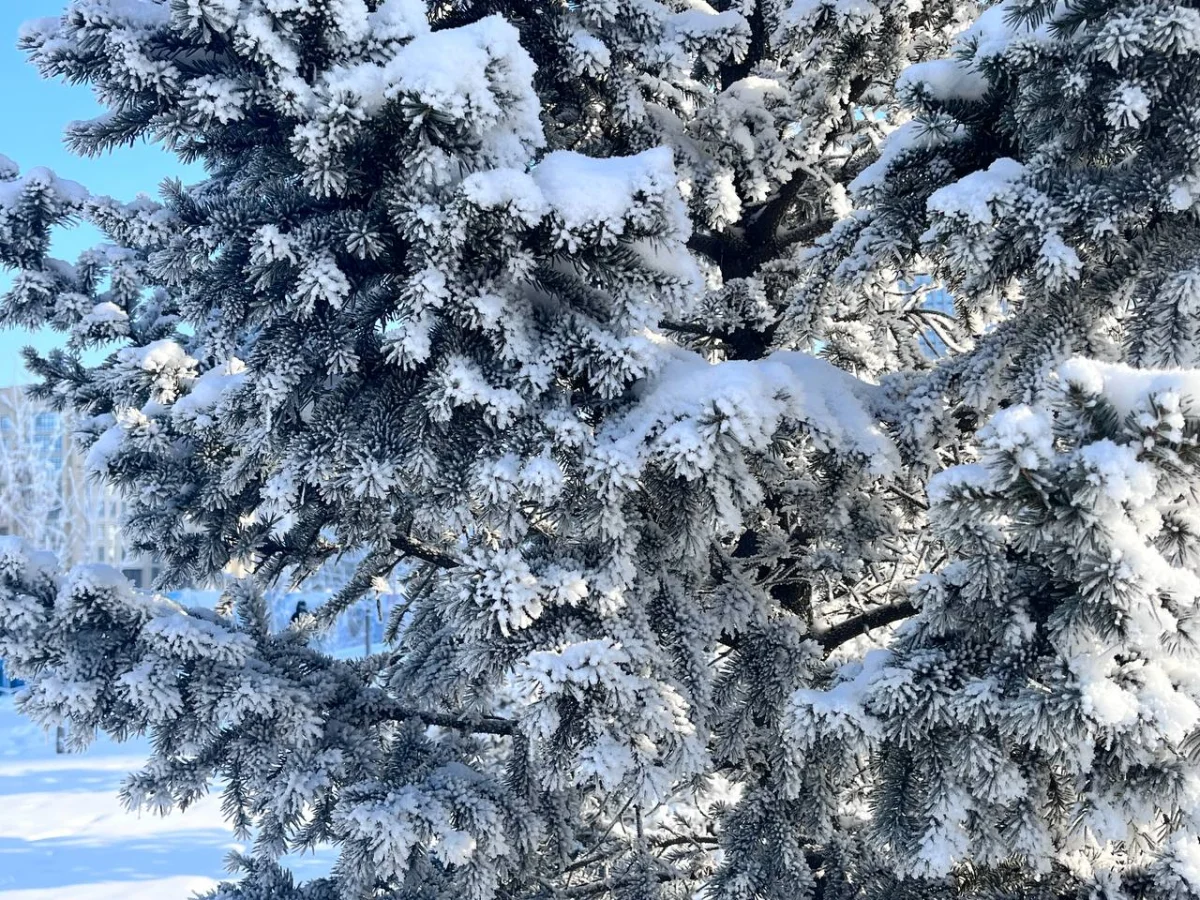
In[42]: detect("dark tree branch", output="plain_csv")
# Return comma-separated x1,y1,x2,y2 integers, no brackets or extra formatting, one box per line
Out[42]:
661,319,725,340
687,231,740,262
375,697,516,735
659,318,779,361
391,534,460,570
887,485,930,511
718,0,767,89
652,834,720,849
747,168,810,250
778,216,836,248
815,600,917,652
564,871,679,898
722,322,780,360
688,231,754,281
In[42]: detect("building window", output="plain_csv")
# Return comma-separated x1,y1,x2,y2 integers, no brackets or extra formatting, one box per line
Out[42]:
34,413,57,431
122,568,144,589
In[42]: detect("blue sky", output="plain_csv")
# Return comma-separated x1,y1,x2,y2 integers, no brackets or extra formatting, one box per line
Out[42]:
0,2,197,386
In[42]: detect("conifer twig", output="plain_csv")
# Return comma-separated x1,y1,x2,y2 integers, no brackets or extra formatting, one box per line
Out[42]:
814,600,917,652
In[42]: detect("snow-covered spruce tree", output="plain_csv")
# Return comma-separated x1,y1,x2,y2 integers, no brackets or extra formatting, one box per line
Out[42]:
798,0,1200,443
769,3,1200,894
785,360,1200,899
0,2,927,899
9,2,1200,900
461,0,982,666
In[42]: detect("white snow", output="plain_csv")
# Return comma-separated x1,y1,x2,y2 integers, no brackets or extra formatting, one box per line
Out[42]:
1069,654,1140,728
850,120,967,197
519,639,631,691
783,0,830,27
312,15,543,170
462,548,553,635
671,8,750,43
897,58,991,103
81,303,128,325
705,171,743,229
112,340,198,405
182,75,246,125
292,252,352,314
926,463,989,506
0,879,221,900
140,612,254,665
1105,83,1151,129
1170,830,1200,892
70,0,173,29
1057,358,1200,419
604,349,898,483
171,358,246,429
366,0,431,44
1078,439,1156,505
0,698,237,900
82,419,124,477
462,167,548,226
926,157,1026,225
127,340,194,375
787,649,889,747
464,149,699,287
980,403,1055,469
434,356,525,429
337,22,504,118
0,168,88,212
960,1,1020,59
533,147,684,236
566,29,611,77
1037,232,1083,287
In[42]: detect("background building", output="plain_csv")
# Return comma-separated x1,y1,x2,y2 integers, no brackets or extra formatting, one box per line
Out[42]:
0,386,157,587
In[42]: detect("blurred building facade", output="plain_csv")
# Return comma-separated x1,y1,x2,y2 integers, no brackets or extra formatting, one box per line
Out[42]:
0,386,158,588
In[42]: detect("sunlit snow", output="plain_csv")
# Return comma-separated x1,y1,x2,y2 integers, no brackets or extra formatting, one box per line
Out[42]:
0,696,332,899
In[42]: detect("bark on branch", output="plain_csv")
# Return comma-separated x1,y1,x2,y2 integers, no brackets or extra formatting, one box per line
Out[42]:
564,871,678,898
376,697,516,735
814,600,917,652
391,534,461,570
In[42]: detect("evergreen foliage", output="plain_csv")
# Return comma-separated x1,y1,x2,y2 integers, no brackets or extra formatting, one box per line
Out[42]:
0,1,1200,900
804,0,1200,429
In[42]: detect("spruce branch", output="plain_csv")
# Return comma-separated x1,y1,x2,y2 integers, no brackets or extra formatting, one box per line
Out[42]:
390,534,461,569
374,697,516,735
778,216,837,248
563,871,679,898
660,319,728,340
814,600,917,651
747,167,811,251
887,485,930,511
687,231,755,281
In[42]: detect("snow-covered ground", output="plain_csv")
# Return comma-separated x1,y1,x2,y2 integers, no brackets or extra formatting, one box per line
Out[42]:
0,586,381,898
0,695,330,900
